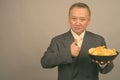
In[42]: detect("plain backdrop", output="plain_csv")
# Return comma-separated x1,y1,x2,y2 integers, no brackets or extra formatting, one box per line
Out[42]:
0,0,120,80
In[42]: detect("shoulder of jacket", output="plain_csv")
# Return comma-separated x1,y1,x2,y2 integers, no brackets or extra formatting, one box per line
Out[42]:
86,31,104,38
52,31,70,40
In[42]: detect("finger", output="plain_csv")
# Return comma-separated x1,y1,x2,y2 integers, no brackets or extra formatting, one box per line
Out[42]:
92,59,95,62
100,61,111,64
100,61,104,65
73,39,78,46
95,60,99,64
92,59,99,64
107,61,110,64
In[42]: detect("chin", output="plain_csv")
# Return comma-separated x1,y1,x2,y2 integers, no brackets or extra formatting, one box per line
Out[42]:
76,30,84,34
75,31,82,35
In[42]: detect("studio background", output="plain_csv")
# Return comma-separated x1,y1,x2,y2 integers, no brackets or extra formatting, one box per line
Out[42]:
0,0,120,80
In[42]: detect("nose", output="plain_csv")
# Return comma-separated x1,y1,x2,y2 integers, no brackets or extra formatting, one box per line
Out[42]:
76,19,81,25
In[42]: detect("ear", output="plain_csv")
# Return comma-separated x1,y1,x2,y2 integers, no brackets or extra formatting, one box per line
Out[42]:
87,18,91,25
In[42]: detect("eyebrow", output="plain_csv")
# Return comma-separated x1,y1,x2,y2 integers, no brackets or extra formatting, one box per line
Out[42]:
71,16,87,18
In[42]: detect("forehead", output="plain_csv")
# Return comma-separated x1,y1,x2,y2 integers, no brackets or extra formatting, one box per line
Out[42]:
69,7,89,17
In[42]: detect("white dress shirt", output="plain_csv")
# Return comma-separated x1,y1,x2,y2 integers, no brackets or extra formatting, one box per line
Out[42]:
71,29,85,47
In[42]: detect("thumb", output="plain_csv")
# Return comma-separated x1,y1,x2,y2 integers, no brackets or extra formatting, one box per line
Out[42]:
74,39,78,46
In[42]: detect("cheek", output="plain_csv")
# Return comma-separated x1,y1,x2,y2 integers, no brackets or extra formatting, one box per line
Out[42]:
83,22,88,26
83,21,90,26
69,20,75,26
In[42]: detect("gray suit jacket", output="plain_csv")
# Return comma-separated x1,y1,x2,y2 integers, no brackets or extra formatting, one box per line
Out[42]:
41,30,114,80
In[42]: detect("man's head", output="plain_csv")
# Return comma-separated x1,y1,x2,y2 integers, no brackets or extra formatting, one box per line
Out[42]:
68,2,91,35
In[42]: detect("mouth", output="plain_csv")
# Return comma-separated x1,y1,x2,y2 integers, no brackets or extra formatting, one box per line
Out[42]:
74,27,81,30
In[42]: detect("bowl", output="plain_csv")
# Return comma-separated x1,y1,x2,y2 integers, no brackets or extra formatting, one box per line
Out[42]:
88,51,119,62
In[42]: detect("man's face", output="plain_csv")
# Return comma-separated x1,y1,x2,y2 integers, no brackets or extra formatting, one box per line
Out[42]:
69,7,90,35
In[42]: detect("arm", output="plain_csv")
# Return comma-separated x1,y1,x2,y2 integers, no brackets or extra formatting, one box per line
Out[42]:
98,38,114,74
41,38,72,68
98,61,114,74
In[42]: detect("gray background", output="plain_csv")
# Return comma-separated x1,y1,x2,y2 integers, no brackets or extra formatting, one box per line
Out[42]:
0,0,120,80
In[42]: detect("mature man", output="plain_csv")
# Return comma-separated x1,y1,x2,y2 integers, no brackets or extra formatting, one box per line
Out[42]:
41,2,113,80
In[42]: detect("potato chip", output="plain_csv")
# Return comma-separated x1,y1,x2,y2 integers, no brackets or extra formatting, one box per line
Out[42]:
89,46,117,56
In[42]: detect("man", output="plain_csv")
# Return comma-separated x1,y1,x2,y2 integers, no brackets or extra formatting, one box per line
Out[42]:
41,2,114,80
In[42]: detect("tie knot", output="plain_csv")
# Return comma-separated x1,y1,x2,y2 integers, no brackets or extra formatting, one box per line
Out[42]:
77,37,82,47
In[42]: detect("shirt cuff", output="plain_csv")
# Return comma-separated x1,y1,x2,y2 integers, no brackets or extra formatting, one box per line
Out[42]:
99,63,108,69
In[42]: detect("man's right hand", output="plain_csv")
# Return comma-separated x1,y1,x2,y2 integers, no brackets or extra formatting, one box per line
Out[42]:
70,39,80,57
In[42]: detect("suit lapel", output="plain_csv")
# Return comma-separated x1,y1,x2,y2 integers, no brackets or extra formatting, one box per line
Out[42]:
80,31,90,54
78,31,93,64
64,30,74,47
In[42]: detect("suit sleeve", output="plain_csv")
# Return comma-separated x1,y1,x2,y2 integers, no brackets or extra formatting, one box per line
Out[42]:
98,38,114,74
99,62,114,74
41,38,73,68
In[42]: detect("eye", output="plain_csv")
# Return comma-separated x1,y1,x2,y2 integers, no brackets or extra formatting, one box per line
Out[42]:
71,17,77,21
80,18,86,22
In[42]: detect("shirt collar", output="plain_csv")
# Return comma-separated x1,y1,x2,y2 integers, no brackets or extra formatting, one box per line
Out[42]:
71,29,85,40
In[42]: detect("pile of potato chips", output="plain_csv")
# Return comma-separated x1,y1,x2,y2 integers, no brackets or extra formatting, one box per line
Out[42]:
89,46,117,56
